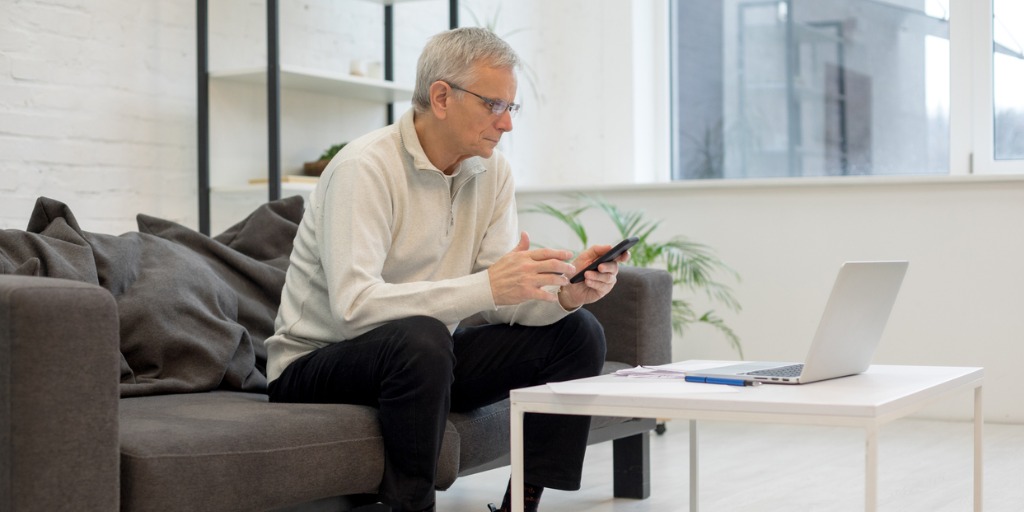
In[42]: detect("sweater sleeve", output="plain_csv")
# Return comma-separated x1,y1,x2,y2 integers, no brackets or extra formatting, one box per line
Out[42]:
471,158,574,328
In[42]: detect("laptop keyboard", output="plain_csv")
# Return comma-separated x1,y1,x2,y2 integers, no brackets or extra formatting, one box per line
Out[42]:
744,364,804,378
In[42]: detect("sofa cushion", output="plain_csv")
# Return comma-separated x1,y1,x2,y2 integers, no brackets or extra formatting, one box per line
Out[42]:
119,391,461,512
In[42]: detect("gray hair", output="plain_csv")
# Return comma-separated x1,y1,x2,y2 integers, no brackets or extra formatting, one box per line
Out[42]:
412,27,519,113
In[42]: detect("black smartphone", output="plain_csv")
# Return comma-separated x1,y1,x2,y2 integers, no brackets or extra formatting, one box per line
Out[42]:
569,236,639,284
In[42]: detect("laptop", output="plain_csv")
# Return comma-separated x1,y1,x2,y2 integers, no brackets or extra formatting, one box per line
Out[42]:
685,260,909,385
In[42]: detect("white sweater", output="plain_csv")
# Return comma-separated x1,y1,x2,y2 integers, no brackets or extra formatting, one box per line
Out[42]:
265,109,571,382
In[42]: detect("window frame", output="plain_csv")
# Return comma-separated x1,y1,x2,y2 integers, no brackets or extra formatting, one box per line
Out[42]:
954,0,1024,175
668,0,1024,180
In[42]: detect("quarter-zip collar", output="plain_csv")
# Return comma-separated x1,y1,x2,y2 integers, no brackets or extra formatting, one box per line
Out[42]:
399,108,487,184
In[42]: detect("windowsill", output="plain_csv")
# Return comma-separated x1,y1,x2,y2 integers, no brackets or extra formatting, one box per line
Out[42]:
515,173,1024,195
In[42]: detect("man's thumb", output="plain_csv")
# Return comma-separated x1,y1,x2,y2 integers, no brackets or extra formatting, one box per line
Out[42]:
514,231,530,252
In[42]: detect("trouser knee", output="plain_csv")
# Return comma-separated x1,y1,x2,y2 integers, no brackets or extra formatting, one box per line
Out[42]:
380,316,456,389
557,309,607,376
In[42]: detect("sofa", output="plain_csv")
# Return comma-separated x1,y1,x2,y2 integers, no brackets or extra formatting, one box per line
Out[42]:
0,196,673,511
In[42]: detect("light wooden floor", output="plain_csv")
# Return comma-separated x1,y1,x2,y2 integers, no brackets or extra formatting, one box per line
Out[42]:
436,419,1024,511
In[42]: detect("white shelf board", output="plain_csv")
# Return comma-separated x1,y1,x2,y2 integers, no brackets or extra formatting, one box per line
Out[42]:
365,0,436,4
212,182,318,195
210,66,414,103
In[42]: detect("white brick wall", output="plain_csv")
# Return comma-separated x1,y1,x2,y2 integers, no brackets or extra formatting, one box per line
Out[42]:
1,0,196,234
0,0,444,235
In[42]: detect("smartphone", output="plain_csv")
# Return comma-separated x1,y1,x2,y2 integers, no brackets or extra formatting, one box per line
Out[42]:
569,236,639,284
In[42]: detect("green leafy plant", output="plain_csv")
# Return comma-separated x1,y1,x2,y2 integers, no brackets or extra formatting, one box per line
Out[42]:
318,142,348,162
303,142,349,177
523,194,744,358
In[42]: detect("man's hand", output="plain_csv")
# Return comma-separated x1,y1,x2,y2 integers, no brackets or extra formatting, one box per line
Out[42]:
557,243,631,310
489,232,576,306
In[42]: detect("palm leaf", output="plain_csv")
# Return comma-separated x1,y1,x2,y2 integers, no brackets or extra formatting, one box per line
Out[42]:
521,194,743,357
697,309,744,359
670,301,744,359
519,203,590,249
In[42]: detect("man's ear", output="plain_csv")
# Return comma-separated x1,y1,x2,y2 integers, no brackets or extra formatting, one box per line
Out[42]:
429,81,450,119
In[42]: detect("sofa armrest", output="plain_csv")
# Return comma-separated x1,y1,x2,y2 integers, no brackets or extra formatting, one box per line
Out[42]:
1,275,120,511
583,266,673,367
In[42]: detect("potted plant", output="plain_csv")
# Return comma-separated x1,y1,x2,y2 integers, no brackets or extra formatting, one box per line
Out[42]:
303,142,347,177
522,194,743,358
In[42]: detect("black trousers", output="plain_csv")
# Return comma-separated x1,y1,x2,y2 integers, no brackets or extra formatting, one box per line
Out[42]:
268,310,607,511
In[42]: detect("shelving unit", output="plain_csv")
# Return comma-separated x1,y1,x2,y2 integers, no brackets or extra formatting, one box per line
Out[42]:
196,0,458,235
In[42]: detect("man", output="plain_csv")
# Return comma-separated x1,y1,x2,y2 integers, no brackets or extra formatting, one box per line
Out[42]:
265,27,628,512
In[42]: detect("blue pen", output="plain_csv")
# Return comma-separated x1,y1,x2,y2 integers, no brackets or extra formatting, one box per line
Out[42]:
685,375,757,387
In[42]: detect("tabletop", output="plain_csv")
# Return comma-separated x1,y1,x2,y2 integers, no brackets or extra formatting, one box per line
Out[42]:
511,361,984,423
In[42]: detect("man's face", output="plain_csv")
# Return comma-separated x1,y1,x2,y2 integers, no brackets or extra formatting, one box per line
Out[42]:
447,65,517,160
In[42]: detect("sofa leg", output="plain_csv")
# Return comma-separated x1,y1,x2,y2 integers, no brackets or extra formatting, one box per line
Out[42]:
612,431,651,499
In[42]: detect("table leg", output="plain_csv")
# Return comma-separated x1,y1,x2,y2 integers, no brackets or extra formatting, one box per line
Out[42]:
511,405,525,512
689,420,699,512
865,426,878,512
974,385,984,512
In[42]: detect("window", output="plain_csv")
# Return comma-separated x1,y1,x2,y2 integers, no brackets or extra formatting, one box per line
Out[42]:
669,0,1024,180
994,0,1024,160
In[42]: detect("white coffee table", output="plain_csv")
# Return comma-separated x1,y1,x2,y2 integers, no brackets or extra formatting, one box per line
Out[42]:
509,361,983,512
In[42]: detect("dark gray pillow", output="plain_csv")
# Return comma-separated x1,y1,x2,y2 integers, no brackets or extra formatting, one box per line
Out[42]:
0,196,304,397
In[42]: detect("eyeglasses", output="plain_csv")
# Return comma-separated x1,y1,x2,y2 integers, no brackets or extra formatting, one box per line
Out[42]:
443,81,521,117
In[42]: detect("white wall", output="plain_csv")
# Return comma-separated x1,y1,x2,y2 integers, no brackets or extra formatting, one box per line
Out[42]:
466,0,669,187
517,177,1024,422
1,0,196,234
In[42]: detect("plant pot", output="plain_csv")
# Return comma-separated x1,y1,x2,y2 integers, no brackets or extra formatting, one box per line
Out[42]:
303,159,330,177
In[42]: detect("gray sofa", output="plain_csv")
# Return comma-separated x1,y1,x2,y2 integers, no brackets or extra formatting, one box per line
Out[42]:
0,197,672,512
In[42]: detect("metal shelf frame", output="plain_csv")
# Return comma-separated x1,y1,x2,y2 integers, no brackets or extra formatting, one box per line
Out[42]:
196,0,458,235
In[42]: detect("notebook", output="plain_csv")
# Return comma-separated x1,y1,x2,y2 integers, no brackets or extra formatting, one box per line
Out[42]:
685,260,909,385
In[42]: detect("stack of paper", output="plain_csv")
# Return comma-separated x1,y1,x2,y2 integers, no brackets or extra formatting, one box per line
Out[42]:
614,365,689,379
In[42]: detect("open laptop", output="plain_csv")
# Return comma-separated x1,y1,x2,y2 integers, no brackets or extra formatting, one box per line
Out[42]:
686,260,909,385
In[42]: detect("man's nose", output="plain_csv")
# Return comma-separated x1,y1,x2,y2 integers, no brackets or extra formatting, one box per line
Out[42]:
495,109,514,132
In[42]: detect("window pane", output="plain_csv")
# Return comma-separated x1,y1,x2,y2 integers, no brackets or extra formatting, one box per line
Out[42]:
671,0,950,179
994,0,1024,160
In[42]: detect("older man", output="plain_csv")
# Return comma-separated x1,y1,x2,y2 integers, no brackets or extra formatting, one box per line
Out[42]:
264,27,628,512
